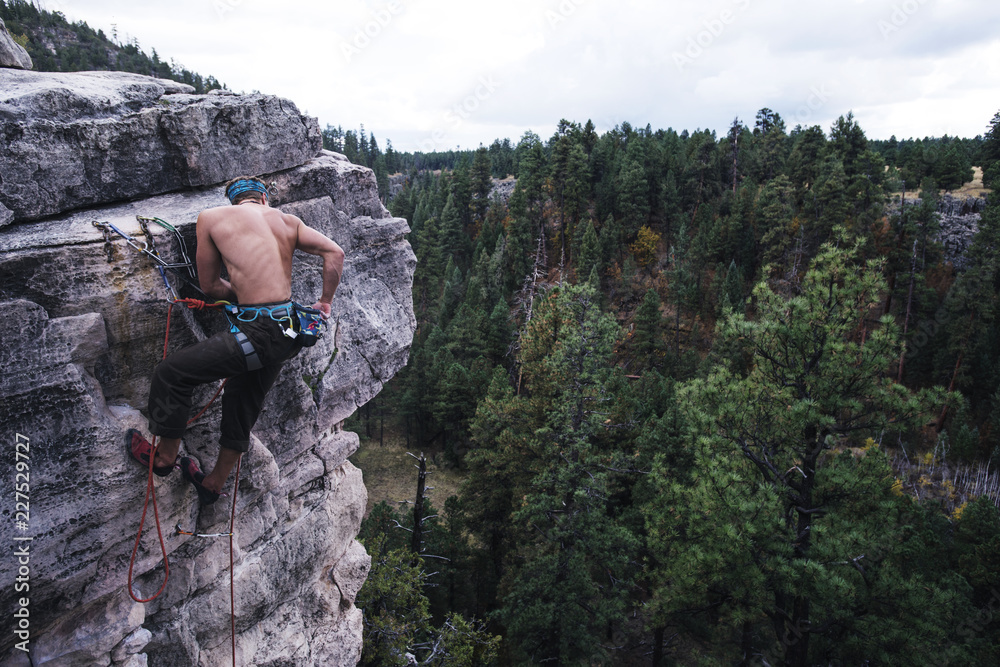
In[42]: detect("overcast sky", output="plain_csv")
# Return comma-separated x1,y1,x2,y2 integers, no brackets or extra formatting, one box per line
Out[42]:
45,0,1000,152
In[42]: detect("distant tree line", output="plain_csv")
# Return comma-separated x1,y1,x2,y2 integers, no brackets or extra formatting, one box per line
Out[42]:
0,0,223,93
871,135,983,192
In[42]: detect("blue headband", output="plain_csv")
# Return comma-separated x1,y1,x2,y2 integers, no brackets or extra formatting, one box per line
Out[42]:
226,179,268,203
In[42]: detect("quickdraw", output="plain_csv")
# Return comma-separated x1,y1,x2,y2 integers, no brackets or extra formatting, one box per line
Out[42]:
175,523,233,538
93,216,202,299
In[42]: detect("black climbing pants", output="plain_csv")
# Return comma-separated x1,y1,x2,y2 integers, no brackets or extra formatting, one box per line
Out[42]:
147,306,303,452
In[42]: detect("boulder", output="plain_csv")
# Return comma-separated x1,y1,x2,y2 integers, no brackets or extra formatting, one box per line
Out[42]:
0,71,415,666
0,70,322,224
0,18,32,70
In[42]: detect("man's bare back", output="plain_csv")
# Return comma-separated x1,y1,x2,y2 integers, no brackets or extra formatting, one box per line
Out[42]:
195,199,344,316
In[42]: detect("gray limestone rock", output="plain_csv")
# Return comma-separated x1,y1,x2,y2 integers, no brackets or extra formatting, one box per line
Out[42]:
489,176,517,204
0,18,32,70
0,71,414,666
111,628,153,662
0,70,322,224
891,194,989,271
268,151,393,221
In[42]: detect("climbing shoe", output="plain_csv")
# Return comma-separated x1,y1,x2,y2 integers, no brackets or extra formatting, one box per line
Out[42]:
179,457,220,505
127,429,176,477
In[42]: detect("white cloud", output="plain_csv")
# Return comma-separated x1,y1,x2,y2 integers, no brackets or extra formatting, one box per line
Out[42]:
48,0,1000,150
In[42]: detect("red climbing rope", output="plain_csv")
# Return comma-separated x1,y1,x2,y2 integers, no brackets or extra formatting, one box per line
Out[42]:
126,434,170,603
230,455,242,665
127,297,230,603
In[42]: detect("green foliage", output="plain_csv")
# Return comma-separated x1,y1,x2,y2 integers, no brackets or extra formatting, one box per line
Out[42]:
648,237,956,664
358,533,433,666
0,0,222,91
482,284,640,663
358,511,500,666
370,107,1000,664
983,112,1000,189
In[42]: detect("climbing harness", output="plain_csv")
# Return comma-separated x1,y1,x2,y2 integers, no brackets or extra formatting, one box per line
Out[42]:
223,302,293,371
223,301,326,351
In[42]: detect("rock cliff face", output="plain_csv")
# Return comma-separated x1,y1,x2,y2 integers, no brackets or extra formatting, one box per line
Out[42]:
890,194,989,270
0,18,32,70
935,194,987,270
0,70,416,666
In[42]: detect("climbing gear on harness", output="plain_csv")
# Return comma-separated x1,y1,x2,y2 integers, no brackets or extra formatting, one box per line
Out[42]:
224,301,295,334
127,429,177,477
222,301,293,369
292,304,325,347
179,457,220,505
159,297,262,372
220,301,326,347
232,329,263,371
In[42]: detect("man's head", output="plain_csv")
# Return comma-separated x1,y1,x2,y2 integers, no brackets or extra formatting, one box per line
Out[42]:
224,177,270,205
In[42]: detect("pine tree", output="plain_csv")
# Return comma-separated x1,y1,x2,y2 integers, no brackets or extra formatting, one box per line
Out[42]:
719,259,744,314
751,109,789,182
617,143,651,239
757,174,797,271
812,157,850,241
936,141,974,191
646,236,952,665
470,146,493,223
829,111,868,177
982,111,1000,189
632,287,663,369
785,124,828,209
575,218,602,281
509,131,546,226
496,283,638,663
439,193,471,270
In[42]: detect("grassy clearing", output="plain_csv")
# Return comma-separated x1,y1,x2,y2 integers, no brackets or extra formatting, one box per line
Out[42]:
888,166,991,201
349,430,467,518
950,166,990,199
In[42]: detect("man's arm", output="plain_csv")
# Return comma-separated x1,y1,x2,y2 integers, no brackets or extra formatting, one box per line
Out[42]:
196,212,237,301
295,219,345,318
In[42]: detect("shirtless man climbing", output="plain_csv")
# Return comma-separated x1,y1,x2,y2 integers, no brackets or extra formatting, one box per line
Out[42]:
127,176,345,504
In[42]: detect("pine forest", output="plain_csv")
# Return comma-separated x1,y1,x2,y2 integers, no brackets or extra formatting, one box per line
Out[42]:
337,112,1000,666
